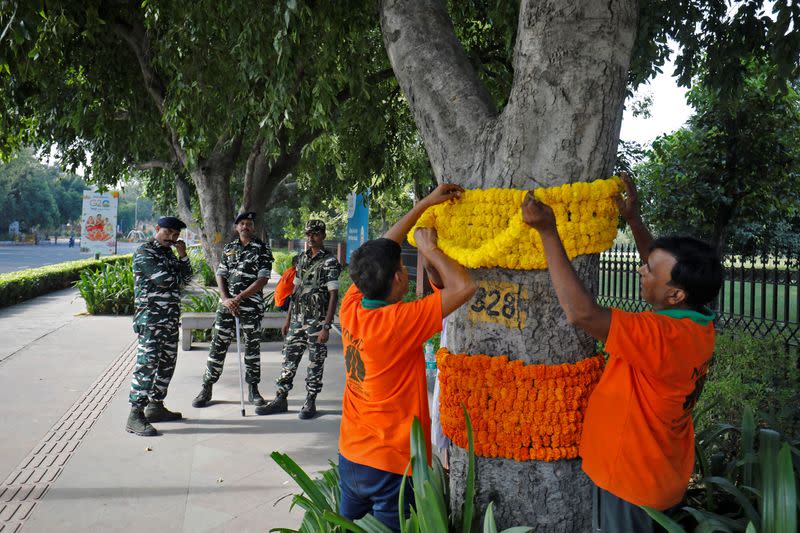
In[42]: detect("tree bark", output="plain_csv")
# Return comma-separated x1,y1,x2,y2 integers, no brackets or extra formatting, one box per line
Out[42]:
381,0,637,530
175,172,194,227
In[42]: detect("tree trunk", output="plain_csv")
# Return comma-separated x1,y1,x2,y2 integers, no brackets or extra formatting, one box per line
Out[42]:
175,172,194,227
242,130,322,241
381,0,637,530
190,136,243,270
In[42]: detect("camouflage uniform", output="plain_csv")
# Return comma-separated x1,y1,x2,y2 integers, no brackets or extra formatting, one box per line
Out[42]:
129,240,193,407
202,237,273,385
275,246,341,396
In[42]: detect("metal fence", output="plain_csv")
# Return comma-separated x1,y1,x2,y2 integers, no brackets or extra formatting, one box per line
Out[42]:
599,244,800,349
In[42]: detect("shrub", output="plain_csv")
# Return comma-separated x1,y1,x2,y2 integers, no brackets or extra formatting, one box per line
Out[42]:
0,255,132,308
74,259,135,315
189,248,217,286
182,288,220,341
696,330,800,440
273,251,297,276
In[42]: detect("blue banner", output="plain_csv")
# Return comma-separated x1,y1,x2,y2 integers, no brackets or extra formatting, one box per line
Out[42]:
346,192,369,263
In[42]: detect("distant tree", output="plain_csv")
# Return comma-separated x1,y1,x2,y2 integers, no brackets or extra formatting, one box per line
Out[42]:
636,60,800,254
0,149,60,233
50,173,86,226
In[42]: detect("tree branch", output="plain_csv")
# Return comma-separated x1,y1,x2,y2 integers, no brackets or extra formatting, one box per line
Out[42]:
380,0,496,182
133,160,172,170
110,21,166,114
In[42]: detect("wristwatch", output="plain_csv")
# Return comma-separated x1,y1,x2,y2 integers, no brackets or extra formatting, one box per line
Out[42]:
322,323,333,331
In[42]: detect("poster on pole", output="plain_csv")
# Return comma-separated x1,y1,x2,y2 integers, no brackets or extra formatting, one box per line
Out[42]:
80,189,119,256
346,192,369,263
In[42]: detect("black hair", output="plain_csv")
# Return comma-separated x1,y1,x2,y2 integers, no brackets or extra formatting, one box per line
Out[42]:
349,238,402,300
291,254,300,267
650,236,723,310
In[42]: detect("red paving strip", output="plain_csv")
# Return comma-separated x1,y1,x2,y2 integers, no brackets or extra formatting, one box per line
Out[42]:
0,340,136,532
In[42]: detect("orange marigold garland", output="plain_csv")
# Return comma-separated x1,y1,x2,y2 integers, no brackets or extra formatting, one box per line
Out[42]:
437,348,604,462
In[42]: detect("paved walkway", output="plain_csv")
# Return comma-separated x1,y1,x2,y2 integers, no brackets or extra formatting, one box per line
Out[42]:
0,283,344,532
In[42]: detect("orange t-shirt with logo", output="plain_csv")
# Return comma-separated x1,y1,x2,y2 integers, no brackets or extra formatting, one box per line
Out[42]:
338,284,443,475
579,308,715,510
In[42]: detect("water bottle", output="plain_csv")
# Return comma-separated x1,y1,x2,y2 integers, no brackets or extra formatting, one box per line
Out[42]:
424,341,437,382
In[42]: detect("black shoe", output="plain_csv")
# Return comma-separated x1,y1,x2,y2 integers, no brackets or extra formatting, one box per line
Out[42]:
298,396,317,420
144,401,182,422
248,384,265,406
255,394,288,415
126,407,158,436
192,383,213,408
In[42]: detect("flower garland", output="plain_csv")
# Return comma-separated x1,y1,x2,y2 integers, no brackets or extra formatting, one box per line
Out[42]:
408,177,622,269
437,348,605,462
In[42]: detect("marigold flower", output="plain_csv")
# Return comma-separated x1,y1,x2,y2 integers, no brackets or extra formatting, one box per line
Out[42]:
437,348,604,462
408,177,622,269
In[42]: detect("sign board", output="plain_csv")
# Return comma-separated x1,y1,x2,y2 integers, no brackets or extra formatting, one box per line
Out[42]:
346,192,369,263
80,189,119,256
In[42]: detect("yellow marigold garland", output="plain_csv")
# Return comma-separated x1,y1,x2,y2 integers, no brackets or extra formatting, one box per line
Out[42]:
437,348,605,462
408,177,623,269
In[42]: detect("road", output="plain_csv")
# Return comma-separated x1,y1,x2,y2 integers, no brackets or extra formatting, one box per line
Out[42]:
0,241,142,274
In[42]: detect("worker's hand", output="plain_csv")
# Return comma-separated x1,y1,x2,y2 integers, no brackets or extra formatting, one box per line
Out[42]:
175,239,187,257
521,192,557,233
422,183,464,207
281,318,290,337
614,171,641,223
317,328,330,344
414,227,439,253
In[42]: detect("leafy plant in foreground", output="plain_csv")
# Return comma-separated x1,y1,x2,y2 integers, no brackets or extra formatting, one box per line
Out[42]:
643,406,799,532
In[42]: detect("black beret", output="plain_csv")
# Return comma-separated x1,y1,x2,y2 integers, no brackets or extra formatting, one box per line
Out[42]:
157,216,186,230
235,212,256,224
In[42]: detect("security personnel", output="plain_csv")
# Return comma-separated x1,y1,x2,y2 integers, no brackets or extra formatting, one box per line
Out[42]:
126,216,193,437
192,212,274,408
257,219,340,419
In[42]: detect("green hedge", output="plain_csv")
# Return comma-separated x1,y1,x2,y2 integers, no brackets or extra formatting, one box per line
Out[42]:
0,255,133,308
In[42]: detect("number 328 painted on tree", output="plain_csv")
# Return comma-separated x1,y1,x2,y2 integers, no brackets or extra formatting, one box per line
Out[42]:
468,280,528,330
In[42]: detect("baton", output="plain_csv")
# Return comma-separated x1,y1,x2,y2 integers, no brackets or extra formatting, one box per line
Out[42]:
234,316,246,417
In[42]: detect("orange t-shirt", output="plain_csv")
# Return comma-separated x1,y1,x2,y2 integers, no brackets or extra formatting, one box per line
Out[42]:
274,266,296,308
338,284,443,475
579,308,715,510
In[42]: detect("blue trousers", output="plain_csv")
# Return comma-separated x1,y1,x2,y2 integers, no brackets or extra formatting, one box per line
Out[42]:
592,480,678,532
338,454,414,532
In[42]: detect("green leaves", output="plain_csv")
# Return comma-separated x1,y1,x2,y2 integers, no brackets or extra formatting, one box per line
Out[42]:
634,58,800,255
75,259,135,315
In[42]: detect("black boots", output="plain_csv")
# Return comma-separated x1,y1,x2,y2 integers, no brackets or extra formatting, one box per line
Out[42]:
126,407,157,436
192,383,213,408
248,383,265,406
255,393,288,415
298,395,317,420
144,401,183,422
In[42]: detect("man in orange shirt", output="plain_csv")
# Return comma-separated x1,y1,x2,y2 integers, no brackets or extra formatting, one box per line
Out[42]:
338,183,476,530
522,173,723,532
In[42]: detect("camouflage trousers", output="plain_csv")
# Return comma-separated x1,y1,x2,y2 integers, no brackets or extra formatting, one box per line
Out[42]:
275,314,327,396
202,305,262,385
129,321,179,407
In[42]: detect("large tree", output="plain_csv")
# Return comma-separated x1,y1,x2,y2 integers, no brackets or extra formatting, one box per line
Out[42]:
380,0,799,530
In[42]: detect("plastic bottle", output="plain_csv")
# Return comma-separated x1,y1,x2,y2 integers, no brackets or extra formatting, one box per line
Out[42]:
424,341,437,382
